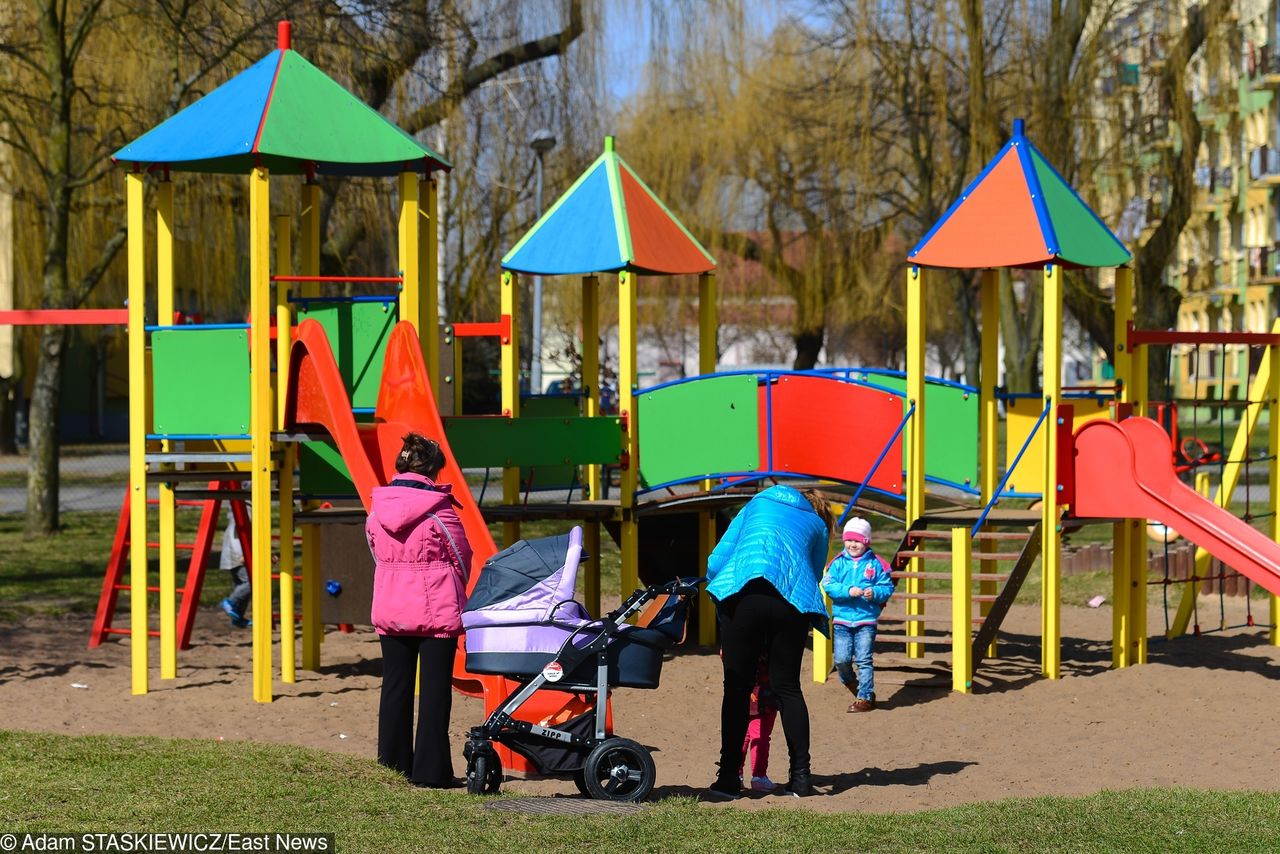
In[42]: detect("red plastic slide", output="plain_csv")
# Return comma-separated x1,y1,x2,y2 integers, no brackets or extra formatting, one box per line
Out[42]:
1073,416,1280,596
286,320,600,772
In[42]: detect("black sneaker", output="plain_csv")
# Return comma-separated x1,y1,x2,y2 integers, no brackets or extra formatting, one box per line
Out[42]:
705,776,742,801
782,771,812,798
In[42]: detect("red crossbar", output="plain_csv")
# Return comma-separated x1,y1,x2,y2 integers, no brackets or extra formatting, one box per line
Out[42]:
0,309,128,325
451,315,512,339
270,275,403,283
1128,324,1280,348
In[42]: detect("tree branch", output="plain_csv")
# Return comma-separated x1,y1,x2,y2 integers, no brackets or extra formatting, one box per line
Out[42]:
400,0,583,133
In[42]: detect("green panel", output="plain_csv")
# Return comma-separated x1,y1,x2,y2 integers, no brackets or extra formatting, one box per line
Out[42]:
518,396,580,487
444,416,623,469
854,374,979,490
295,301,397,409
1030,149,1131,267
151,329,250,435
637,375,759,486
299,440,355,495
259,52,449,166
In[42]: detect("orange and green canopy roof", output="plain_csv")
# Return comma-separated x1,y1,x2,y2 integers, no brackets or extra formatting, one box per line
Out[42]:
909,119,1130,269
113,24,448,177
502,137,716,276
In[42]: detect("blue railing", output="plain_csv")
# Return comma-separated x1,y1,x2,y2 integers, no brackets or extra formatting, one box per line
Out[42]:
970,397,1052,536
144,323,250,332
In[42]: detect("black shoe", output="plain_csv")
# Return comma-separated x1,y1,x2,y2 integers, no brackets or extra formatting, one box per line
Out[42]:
782,771,812,798
705,775,742,801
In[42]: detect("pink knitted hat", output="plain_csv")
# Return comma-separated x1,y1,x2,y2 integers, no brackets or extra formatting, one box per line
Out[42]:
842,517,871,544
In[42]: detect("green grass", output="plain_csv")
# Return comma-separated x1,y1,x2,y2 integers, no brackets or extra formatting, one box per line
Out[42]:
0,731,1275,852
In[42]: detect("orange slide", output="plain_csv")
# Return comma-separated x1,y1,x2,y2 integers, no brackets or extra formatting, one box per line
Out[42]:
1072,416,1280,596
285,319,600,771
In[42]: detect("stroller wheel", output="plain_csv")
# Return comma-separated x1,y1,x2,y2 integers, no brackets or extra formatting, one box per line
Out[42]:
466,746,502,795
571,768,590,798
580,737,655,802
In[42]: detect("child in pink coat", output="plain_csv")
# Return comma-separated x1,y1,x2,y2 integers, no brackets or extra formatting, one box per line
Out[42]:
367,433,473,788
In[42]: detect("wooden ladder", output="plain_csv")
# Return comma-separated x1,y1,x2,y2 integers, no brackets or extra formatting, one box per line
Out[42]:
875,512,1043,669
88,481,251,649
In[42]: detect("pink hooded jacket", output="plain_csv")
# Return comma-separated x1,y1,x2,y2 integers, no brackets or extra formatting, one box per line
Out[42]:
366,472,474,637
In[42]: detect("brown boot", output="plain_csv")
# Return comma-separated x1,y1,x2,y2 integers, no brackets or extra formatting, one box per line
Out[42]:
847,694,876,713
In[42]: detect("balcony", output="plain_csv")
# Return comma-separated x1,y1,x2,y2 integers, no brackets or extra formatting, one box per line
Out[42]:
1246,242,1280,283
1248,44,1280,88
1248,146,1280,186
1118,62,1140,91
1194,164,1234,209
1142,116,1172,150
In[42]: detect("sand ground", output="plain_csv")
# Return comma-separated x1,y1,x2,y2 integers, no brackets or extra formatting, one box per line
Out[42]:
3,596,1278,813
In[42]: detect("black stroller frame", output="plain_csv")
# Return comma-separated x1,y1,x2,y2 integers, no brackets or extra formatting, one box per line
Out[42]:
464,577,702,801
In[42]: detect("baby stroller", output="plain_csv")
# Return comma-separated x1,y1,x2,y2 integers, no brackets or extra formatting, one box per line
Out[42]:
461,525,701,801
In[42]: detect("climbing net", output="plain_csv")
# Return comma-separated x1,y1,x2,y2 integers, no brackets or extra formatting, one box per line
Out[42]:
1148,337,1276,637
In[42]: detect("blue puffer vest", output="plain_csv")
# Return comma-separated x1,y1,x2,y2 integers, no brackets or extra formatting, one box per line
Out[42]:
706,484,832,635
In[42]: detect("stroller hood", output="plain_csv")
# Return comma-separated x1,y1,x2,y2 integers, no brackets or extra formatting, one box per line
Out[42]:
463,526,583,625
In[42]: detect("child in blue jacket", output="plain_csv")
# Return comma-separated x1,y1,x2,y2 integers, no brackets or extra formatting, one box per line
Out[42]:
822,517,894,712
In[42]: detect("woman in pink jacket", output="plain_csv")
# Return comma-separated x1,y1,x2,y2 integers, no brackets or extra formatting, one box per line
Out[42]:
367,433,473,788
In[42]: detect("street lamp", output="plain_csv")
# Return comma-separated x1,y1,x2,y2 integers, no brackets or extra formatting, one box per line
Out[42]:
530,129,556,394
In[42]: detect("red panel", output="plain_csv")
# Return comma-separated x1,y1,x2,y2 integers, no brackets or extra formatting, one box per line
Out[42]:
758,375,904,494
1056,404,1074,508
618,166,714,275
0,309,128,325
910,147,1048,269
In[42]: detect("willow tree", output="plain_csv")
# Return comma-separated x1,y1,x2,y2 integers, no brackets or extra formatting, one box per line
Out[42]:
621,6,898,369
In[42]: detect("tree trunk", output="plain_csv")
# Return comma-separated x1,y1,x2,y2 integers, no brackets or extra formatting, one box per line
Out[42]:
792,327,824,370
25,326,63,534
27,0,74,536
1000,276,1042,393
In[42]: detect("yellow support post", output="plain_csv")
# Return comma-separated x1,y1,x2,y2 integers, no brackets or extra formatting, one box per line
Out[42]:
1041,263,1063,680
126,171,148,696
248,166,273,703
274,219,295,683
155,178,177,680
1111,520,1131,668
398,173,422,343
699,272,719,646
1111,267,1133,668
978,269,999,658
274,216,291,430
500,272,521,546
905,266,926,658
299,181,322,671
1272,335,1280,646
619,270,640,601
584,521,601,618
951,526,973,693
699,510,720,648
421,174,440,390
1113,268,1133,406
582,275,600,499
1130,518,1148,664
1169,319,1280,637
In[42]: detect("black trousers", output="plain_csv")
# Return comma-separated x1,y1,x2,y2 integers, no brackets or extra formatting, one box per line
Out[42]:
378,634,457,786
718,579,811,780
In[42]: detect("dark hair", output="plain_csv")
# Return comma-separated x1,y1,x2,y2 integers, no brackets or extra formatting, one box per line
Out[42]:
799,488,835,534
395,433,445,478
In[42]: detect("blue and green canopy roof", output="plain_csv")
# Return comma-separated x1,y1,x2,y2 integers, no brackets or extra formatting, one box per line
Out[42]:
113,25,448,177
502,137,716,276
909,119,1130,269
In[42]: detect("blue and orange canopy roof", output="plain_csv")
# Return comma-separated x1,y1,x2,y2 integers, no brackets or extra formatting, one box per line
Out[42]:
113,22,448,177
502,137,716,277
909,119,1130,269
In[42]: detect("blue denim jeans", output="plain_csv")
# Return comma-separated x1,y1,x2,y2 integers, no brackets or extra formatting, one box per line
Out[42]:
833,622,876,700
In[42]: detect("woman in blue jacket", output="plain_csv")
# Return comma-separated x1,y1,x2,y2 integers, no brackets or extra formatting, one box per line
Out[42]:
704,484,833,800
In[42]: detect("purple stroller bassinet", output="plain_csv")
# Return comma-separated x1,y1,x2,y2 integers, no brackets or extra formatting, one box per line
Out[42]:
462,526,677,689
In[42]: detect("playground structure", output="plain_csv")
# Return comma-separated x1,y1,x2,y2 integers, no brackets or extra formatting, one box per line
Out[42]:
96,17,1280,747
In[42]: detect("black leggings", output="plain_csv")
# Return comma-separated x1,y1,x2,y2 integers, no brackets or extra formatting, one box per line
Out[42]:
378,634,457,786
718,580,811,779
